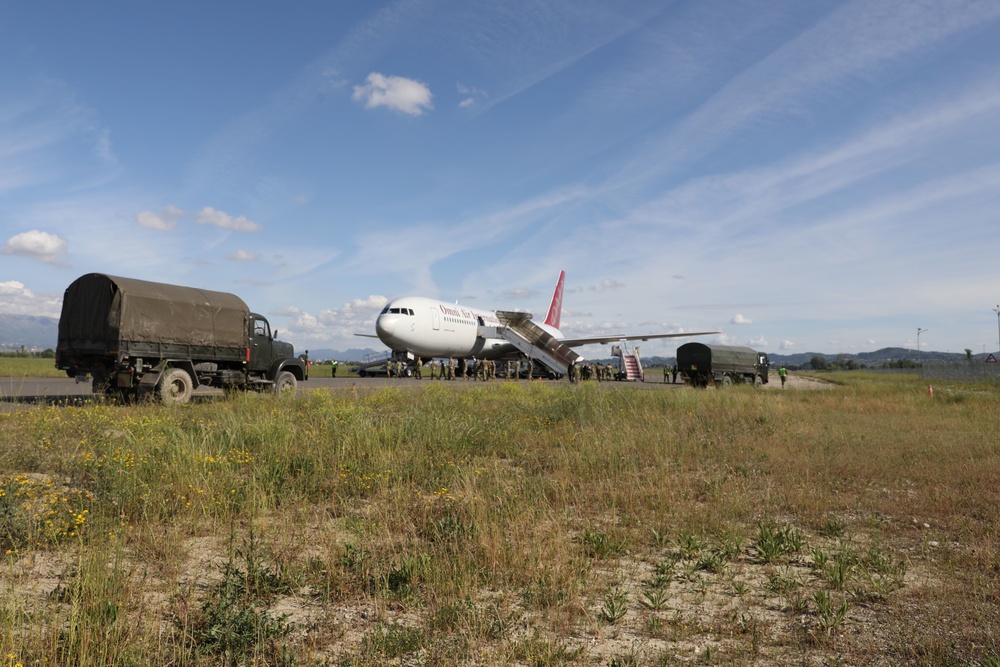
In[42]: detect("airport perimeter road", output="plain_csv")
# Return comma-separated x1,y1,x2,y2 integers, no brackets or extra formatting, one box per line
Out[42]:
0,374,687,411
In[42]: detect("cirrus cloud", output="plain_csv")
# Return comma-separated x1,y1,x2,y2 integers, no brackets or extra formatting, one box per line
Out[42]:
352,73,433,116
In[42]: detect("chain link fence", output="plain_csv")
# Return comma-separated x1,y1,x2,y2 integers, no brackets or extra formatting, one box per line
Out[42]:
918,360,1000,382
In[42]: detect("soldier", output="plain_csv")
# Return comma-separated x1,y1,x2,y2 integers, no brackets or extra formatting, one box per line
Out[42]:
429,359,437,380
672,364,679,384
415,357,423,380
448,357,455,380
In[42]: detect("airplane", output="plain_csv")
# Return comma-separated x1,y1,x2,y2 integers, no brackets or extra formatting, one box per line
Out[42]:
357,271,719,373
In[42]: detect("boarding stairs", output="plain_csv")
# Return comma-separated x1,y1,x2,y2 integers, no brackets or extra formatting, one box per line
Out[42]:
612,342,644,381
481,311,583,378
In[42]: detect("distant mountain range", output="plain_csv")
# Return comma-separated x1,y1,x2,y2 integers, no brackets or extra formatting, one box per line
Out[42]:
0,313,991,365
0,314,59,351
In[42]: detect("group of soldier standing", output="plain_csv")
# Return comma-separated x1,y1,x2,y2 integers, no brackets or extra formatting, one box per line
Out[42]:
384,357,522,381
567,361,618,383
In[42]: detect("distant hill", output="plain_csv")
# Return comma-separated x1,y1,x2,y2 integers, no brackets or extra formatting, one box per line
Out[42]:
0,314,58,351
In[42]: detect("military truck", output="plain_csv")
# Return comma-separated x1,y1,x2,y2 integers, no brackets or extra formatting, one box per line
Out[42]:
677,342,769,388
55,273,308,404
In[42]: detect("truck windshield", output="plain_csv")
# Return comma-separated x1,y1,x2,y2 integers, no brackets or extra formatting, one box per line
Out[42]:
253,318,270,338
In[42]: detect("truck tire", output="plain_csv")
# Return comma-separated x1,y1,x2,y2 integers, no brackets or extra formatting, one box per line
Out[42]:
754,375,763,387
274,370,297,394
721,375,732,388
159,368,193,405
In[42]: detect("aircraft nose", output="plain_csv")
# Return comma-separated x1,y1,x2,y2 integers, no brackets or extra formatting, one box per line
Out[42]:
375,314,397,340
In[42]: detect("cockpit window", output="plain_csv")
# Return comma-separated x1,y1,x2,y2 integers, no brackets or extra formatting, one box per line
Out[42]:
380,306,390,314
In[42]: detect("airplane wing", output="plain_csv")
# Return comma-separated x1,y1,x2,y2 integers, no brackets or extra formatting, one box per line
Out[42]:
559,331,720,347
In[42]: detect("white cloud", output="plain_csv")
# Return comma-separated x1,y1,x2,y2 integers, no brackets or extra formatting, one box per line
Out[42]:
228,249,260,261
195,207,262,232
281,295,389,344
748,335,768,347
2,230,68,264
352,73,433,116
780,340,796,350
731,314,753,325
136,205,185,231
0,280,61,317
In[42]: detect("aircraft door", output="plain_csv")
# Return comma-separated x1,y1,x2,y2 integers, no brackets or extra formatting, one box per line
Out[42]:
430,307,440,331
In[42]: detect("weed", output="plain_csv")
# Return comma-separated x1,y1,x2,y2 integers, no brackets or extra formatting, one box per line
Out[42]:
813,590,850,635
580,528,627,560
822,515,847,537
600,586,629,624
360,623,423,660
608,646,641,666
639,586,671,611
676,530,703,559
753,521,802,563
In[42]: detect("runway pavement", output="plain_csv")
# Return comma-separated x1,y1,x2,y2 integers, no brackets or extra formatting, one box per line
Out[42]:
0,373,688,412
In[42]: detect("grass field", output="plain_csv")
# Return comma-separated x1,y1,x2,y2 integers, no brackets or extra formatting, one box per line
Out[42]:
0,357,64,379
0,374,997,665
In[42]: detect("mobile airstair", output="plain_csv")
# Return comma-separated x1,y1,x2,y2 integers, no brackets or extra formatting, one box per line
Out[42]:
612,342,644,381
480,311,583,378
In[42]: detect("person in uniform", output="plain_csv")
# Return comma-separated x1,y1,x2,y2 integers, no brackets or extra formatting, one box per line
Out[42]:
331,359,338,377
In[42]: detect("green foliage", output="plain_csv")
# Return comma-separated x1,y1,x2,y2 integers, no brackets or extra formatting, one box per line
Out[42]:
600,586,629,624
752,521,803,563
579,528,627,560
185,527,293,664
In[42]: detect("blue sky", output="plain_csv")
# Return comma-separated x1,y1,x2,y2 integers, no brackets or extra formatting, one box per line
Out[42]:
3,0,1000,357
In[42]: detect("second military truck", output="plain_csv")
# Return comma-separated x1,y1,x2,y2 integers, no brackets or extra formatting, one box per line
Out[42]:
56,273,308,404
677,342,769,388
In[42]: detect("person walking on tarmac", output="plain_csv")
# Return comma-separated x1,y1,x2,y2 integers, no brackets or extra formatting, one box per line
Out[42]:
672,364,678,384
331,359,338,377
779,366,787,387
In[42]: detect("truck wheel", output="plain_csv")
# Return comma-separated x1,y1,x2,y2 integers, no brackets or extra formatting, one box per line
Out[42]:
721,375,732,388
159,368,193,405
754,375,763,387
274,370,297,394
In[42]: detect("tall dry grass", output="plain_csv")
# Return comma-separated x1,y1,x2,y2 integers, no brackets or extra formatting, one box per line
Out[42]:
0,374,997,665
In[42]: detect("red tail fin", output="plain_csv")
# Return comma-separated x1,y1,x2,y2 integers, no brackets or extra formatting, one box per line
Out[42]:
544,271,565,329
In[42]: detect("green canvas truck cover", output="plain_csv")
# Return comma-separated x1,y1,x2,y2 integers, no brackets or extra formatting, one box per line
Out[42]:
677,343,759,370
58,273,250,350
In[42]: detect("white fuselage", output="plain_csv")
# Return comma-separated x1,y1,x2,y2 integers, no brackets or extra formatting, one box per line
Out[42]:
375,296,561,359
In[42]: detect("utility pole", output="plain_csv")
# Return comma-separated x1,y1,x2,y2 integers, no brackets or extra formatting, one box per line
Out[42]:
917,327,926,360
994,306,1000,354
